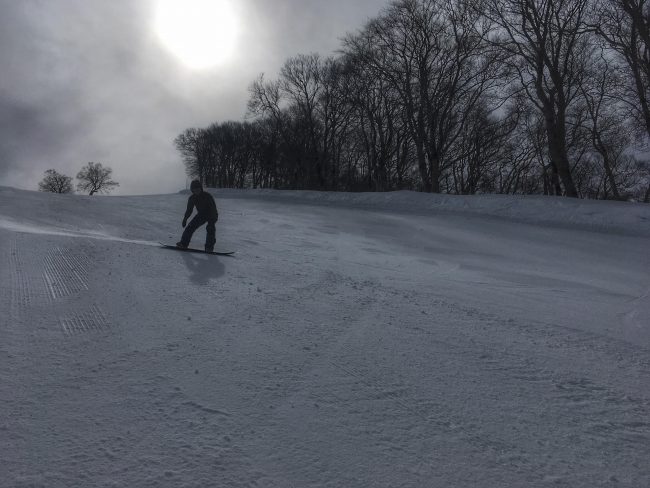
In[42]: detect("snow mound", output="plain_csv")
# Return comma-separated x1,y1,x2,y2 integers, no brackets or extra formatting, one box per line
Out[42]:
212,188,650,237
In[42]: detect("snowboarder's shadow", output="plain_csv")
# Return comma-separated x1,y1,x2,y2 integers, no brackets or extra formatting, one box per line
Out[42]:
179,251,225,285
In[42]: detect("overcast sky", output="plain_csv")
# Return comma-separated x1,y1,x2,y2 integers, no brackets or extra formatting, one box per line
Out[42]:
0,0,388,195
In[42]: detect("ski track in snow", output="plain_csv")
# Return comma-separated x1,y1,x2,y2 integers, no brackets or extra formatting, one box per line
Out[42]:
1,186,649,487
0,216,159,248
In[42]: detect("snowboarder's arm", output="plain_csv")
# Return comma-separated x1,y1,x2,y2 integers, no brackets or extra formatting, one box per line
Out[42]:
208,194,218,221
183,196,194,221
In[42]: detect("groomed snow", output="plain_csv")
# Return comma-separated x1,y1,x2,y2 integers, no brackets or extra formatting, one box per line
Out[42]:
1,186,649,487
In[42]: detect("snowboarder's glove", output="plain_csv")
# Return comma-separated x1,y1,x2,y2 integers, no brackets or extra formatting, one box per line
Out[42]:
182,219,187,228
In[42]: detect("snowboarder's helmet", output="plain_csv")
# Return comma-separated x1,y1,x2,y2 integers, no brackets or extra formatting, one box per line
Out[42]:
190,180,203,191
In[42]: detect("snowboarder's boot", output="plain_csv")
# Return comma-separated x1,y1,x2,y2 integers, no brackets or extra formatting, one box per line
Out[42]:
176,241,188,249
205,245,214,253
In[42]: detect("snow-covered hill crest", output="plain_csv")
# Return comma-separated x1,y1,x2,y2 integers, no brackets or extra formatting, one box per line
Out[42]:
5,185,649,237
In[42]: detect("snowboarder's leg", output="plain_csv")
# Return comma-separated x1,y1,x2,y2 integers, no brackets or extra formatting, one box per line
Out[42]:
180,215,207,247
205,220,216,252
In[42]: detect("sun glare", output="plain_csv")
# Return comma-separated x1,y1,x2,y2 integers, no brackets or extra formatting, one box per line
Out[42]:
154,0,239,70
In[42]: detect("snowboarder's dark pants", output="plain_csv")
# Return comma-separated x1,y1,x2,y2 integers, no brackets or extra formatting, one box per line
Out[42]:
181,215,216,248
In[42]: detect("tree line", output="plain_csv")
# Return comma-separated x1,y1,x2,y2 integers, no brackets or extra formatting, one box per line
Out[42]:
176,0,650,202
38,162,119,195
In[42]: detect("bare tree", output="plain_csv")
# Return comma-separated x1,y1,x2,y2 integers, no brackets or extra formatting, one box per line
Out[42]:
76,162,119,195
174,128,216,185
447,102,519,194
345,0,503,193
248,74,304,188
592,0,650,138
480,0,594,197
590,0,650,201
281,53,331,188
342,50,411,191
316,57,355,190
38,169,74,194
248,55,355,190
638,159,650,201
577,50,633,199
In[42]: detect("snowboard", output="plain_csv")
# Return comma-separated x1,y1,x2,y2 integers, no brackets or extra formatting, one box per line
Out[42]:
160,243,234,256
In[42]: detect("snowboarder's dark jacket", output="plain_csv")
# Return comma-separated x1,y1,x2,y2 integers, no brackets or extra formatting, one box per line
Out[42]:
184,191,218,222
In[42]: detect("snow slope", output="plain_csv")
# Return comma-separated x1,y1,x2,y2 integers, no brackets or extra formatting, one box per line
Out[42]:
1,186,649,487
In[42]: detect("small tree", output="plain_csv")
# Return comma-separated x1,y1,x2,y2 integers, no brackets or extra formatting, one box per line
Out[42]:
76,162,119,195
38,169,74,194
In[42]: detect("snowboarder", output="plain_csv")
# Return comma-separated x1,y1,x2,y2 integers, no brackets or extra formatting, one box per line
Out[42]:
176,180,219,252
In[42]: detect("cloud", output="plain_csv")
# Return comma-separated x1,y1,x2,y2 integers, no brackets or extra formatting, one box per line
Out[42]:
0,0,388,194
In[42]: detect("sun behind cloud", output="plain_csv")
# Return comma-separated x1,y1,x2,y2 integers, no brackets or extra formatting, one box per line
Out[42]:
153,0,239,70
